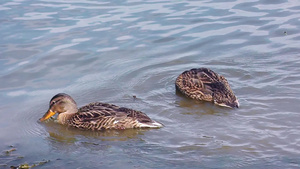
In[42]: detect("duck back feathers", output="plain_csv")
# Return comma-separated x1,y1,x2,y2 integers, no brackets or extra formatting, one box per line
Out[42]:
69,102,162,130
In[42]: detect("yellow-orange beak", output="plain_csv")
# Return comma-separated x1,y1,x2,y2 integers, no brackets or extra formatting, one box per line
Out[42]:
39,109,56,122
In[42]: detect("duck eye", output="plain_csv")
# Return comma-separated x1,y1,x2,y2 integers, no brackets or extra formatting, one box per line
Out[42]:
50,100,57,107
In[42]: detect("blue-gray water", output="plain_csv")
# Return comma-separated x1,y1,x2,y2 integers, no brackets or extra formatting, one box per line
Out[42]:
1,0,300,168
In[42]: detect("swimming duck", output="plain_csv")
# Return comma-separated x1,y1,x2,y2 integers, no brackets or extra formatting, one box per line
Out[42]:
175,68,239,108
39,93,163,130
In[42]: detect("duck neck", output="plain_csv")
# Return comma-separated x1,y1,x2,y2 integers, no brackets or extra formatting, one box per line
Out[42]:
57,109,77,125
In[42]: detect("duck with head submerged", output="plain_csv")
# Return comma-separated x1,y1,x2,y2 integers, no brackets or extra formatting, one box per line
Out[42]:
39,93,163,130
175,68,239,108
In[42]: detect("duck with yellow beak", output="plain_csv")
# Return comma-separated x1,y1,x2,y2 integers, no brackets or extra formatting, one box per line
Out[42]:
40,93,163,130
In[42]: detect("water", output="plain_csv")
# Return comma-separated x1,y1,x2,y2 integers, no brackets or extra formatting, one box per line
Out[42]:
1,0,300,168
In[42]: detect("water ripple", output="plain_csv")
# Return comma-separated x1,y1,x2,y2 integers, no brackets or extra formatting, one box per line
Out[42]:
1,0,300,168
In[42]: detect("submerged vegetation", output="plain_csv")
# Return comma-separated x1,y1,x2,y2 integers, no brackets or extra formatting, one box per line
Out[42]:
10,160,50,169
0,146,50,169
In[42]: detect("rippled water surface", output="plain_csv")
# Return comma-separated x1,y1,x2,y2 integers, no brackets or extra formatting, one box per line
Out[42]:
1,0,300,168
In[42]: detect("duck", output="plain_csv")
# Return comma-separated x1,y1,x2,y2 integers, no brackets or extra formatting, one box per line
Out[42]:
39,93,163,130
175,68,239,108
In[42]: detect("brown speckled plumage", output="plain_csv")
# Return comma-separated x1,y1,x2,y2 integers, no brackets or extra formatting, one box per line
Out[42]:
175,68,239,108
40,93,163,130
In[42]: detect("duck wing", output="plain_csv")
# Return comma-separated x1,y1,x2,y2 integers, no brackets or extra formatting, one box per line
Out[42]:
69,102,161,130
176,68,221,101
118,107,153,123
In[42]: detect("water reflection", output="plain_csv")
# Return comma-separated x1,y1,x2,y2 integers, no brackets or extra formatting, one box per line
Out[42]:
41,119,151,151
175,90,232,116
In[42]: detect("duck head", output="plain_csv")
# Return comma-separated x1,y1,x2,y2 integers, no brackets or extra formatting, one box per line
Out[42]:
40,93,78,124
212,78,239,108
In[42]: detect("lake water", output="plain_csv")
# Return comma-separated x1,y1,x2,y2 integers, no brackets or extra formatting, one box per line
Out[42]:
1,0,300,168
